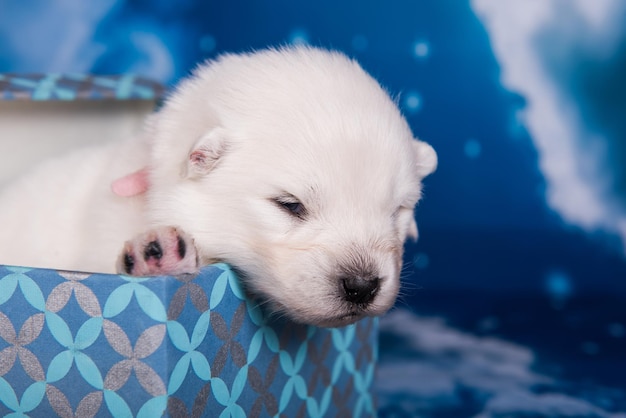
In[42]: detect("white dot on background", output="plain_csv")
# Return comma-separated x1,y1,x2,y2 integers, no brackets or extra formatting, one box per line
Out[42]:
352,34,368,51
581,341,599,356
544,271,574,311
545,271,573,298
403,91,422,113
199,34,216,53
607,322,625,338
413,253,429,269
464,138,482,159
413,40,430,59
289,29,310,46
477,316,500,332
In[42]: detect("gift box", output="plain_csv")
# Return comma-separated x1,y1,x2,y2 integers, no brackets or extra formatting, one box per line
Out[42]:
0,75,378,417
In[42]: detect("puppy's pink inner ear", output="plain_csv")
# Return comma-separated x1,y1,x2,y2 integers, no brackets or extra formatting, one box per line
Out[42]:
186,130,228,178
189,146,220,172
111,168,150,197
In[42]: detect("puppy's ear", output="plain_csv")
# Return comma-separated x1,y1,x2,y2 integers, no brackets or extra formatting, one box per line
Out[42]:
407,218,419,241
412,139,437,179
184,128,229,179
111,168,150,197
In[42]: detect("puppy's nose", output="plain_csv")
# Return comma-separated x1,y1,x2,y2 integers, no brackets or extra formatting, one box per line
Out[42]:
341,276,380,304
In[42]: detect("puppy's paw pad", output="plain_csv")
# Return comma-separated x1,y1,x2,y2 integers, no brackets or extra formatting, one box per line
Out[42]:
117,226,198,276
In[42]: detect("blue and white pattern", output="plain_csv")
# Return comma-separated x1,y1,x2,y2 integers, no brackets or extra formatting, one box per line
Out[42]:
0,74,163,101
0,264,377,417
0,73,163,101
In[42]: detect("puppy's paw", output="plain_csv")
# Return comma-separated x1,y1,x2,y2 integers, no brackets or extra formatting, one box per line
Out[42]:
117,226,199,276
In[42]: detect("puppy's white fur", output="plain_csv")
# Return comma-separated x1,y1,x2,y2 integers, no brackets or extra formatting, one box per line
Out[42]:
0,47,436,326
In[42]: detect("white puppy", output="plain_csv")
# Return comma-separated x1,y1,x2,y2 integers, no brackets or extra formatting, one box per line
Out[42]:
0,47,436,327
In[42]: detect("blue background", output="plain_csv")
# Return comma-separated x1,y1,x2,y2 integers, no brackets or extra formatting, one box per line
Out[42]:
2,1,625,415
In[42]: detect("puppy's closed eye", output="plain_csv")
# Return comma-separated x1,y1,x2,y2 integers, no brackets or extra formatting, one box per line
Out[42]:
273,195,307,219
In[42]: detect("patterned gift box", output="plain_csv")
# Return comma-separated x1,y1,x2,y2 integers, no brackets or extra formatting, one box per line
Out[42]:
0,264,377,417
0,74,164,101
0,75,378,417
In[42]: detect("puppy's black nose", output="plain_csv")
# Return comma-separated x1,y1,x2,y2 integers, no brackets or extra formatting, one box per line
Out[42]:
341,276,380,304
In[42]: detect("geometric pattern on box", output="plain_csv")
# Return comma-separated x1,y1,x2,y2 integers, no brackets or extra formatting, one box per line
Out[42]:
0,73,164,101
0,263,378,417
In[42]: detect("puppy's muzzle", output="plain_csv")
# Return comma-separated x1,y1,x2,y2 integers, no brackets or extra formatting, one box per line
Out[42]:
340,275,380,305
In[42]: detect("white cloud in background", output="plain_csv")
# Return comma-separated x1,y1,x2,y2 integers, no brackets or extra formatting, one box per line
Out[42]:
0,0,173,82
377,309,626,417
470,0,626,247
127,32,175,82
0,0,111,72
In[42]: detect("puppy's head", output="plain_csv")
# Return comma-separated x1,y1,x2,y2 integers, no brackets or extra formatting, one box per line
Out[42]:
148,47,437,327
